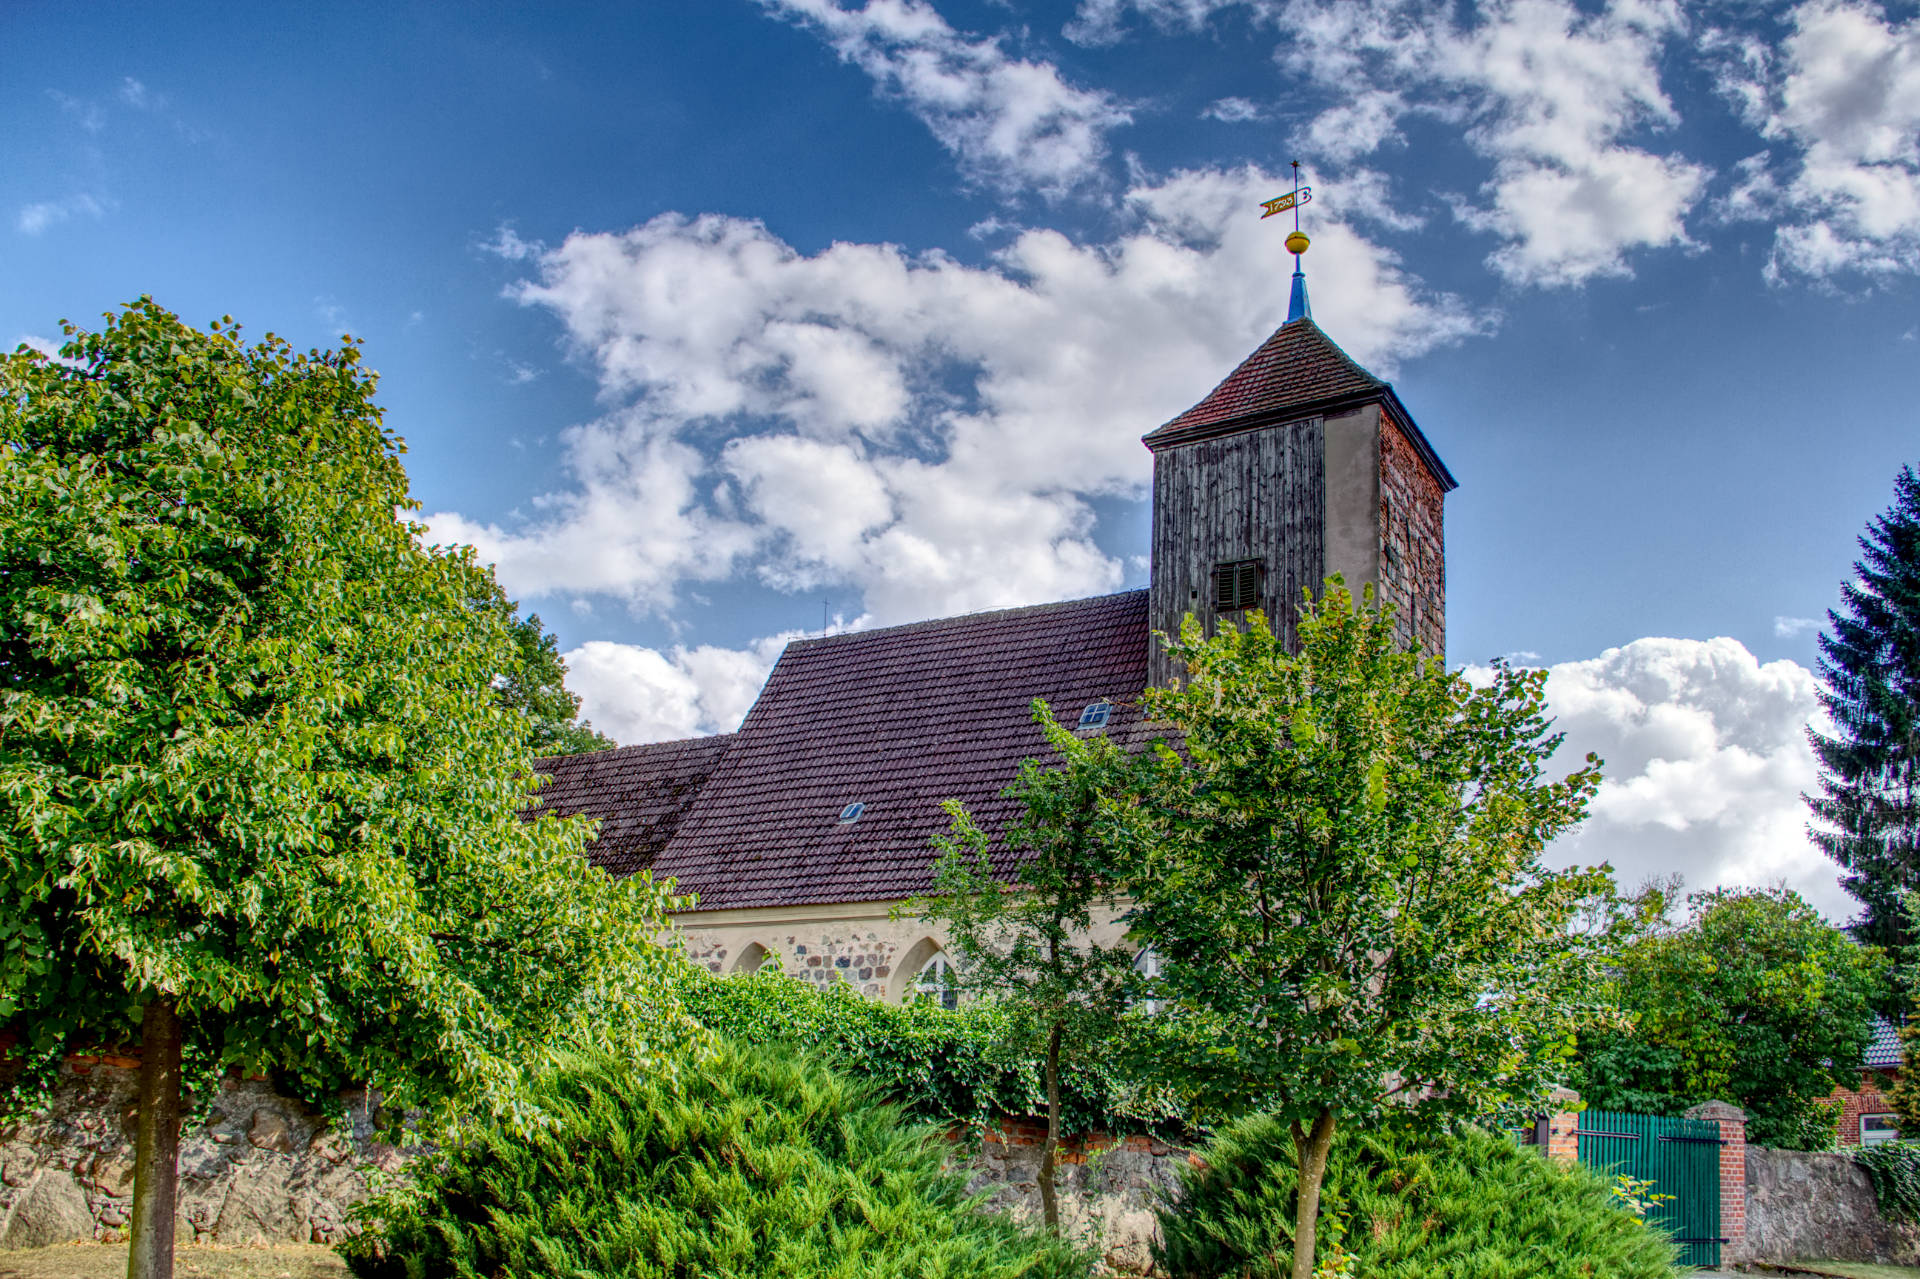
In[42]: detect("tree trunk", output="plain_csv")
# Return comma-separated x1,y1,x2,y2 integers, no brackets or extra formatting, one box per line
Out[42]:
1290,1109,1338,1279
128,996,183,1279
1037,1021,1064,1234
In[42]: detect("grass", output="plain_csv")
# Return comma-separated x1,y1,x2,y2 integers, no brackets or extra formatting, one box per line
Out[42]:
0,1244,346,1278
1745,1264,1920,1279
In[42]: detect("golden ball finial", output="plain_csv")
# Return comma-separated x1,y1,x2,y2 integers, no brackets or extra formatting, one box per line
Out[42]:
1285,230,1310,256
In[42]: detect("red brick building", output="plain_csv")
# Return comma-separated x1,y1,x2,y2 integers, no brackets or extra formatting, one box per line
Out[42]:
1831,1018,1903,1147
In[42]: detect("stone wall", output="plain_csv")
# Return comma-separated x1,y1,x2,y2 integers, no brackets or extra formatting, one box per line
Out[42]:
1,1060,1182,1270
676,900,1137,1004
0,1059,402,1250
964,1122,1189,1275
1739,1146,1920,1266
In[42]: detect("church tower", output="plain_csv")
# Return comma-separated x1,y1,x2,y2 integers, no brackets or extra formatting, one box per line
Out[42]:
1143,235,1457,688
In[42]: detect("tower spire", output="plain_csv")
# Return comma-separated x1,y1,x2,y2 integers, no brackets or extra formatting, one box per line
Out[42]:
1260,162,1316,323
1284,159,1311,323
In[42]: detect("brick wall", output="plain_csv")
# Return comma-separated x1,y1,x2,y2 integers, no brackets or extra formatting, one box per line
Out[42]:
1379,418,1445,659
1686,1101,1747,1253
1829,1070,1900,1146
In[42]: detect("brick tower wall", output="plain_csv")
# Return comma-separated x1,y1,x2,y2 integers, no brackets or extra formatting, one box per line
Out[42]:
1380,418,1445,659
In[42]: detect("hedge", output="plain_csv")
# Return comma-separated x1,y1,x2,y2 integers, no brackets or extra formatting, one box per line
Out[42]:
676,965,1189,1138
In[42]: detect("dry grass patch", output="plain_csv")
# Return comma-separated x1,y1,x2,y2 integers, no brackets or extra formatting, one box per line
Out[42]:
0,1244,346,1279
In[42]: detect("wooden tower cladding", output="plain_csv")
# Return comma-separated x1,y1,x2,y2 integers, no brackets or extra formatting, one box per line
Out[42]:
1142,316,1457,688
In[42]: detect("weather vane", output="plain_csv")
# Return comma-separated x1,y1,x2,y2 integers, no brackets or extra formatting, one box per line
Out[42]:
1260,160,1313,236
1263,160,1314,322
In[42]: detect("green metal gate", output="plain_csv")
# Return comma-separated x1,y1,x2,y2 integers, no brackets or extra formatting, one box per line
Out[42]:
1575,1108,1723,1268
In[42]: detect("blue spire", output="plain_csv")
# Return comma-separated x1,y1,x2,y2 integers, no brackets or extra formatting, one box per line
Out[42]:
1287,263,1311,323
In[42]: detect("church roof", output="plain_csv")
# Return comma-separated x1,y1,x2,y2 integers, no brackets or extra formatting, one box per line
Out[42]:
533,733,733,878
1144,317,1457,491
533,590,1154,913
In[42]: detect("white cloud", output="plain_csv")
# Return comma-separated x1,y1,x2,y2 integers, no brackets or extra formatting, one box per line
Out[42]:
47,89,105,132
118,77,156,109
1773,614,1820,637
430,166,1479,625
756,0,1131,197
565,635,795,743
1495,637,1848,920
17,194,104,235
1745,0,1920,277
1064,0,1265,45
1201,96,1266,123
1280,0,1708,286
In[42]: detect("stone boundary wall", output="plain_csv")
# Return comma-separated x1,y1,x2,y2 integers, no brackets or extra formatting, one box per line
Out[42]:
1739,1146,1920,1267
962,1121,1189,1274
1,1064,1184,1271
0,1059,402,1250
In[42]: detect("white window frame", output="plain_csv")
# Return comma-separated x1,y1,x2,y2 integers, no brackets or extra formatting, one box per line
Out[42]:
915,952,959,1010
1133,946,1165,1015
1862,1113,1902,1146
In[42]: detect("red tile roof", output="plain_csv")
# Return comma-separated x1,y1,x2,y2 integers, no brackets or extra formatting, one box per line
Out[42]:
532,734,733,878
1143,317,1458,492
1145,317,1385,445
539,591,1154,912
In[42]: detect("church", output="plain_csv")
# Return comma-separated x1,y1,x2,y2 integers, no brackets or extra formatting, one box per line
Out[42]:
533,246,1456,1004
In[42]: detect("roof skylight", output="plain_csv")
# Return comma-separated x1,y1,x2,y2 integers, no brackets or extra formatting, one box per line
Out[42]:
838,801,866,824
1077,702,1111,729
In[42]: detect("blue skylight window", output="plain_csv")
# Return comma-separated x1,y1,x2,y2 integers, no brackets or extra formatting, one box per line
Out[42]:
838,801,866,824
1077,702,1112,729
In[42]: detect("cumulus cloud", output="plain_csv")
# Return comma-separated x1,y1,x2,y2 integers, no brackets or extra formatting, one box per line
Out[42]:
1281,0,1707,286
430,166,1478,625
565,634,796,743
757,0,1131,197
1726,0,1920,277
1497,637,1848,920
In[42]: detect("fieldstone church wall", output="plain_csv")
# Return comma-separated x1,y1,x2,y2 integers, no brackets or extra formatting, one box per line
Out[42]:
0,1058,401,1249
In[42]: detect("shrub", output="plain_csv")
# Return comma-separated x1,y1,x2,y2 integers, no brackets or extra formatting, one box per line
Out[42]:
340,1040,1089,1279
1855,1142,1920,1224
1155,1117,1681,1279
679,964,1187,1137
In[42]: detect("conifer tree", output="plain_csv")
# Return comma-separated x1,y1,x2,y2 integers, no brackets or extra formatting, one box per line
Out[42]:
1809,465,1920,949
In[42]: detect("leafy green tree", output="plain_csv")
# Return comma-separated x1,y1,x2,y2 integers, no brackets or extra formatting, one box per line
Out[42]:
1810,464,1920,951
1123,584,1613,1279
475,584,614,755
0,303,689,1279
1574,887,1886,1149
913,702,1147,1232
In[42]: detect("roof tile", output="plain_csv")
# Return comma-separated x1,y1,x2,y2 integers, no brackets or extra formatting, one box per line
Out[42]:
1144,317,1384,445
644,591,1153,912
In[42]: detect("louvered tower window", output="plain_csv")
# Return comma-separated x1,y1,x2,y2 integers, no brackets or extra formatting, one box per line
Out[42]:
1211,558,1264,611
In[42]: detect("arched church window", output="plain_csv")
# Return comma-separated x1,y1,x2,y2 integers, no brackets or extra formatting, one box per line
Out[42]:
1133,946,1165,1015
915,951,959,1011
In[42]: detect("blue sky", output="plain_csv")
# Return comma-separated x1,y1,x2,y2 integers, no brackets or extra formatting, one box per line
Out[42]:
8,0,1920,916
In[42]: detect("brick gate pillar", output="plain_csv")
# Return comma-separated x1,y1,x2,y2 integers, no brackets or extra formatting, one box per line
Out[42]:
1685,1100,1747,1253
1542,1085,1581,1164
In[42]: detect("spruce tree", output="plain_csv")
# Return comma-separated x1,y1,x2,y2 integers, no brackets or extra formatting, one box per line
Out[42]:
1809,465,1920,949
